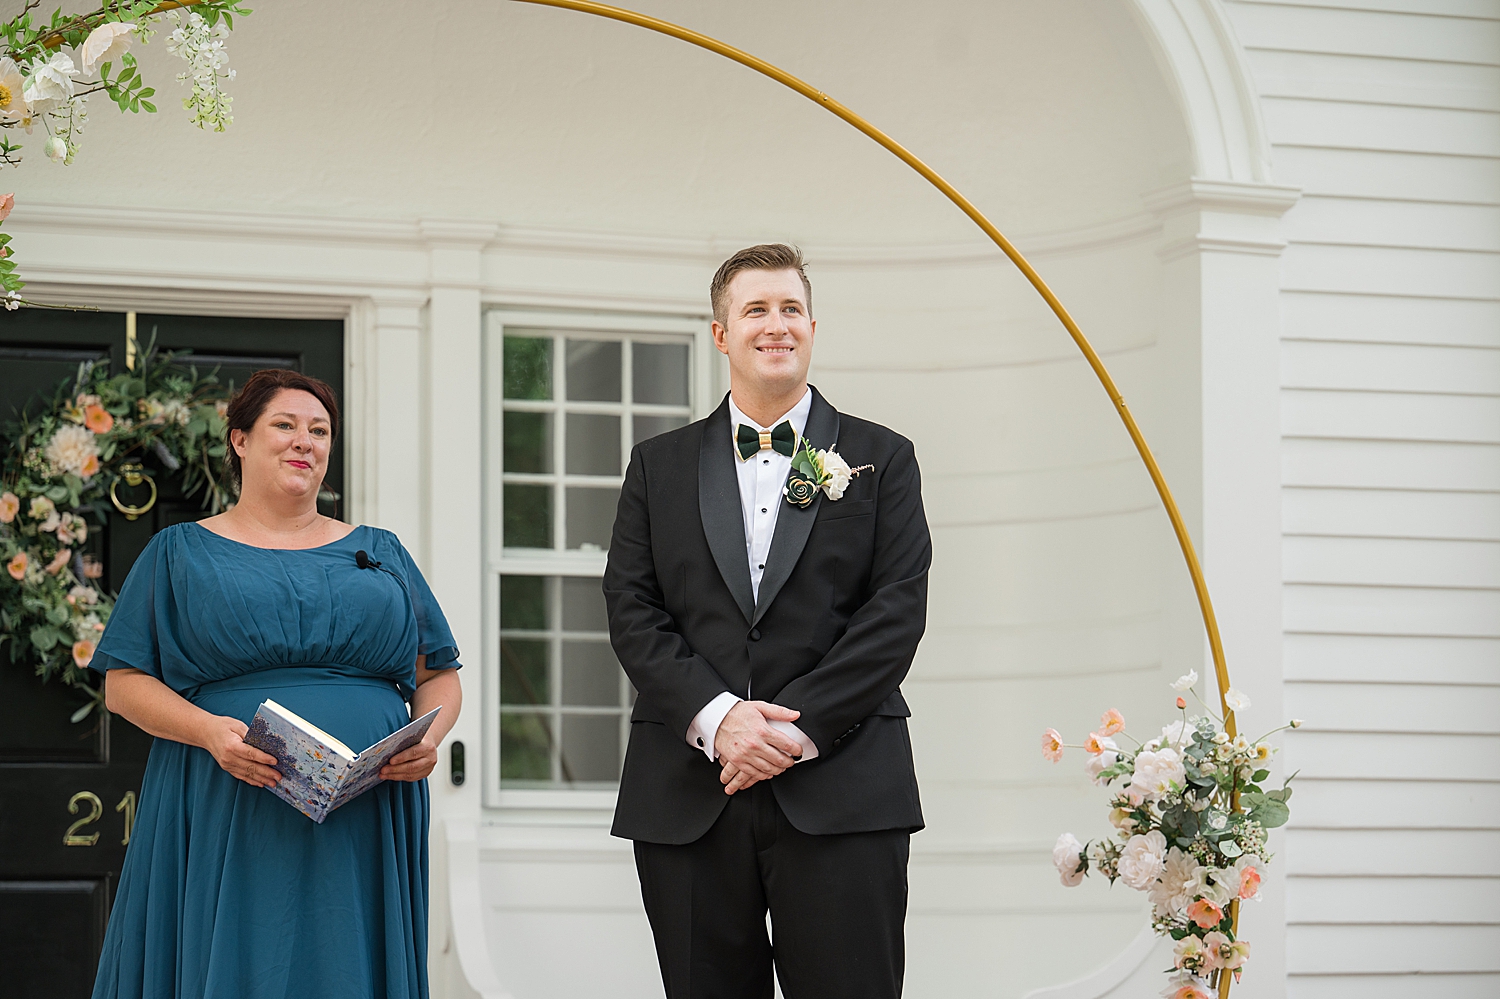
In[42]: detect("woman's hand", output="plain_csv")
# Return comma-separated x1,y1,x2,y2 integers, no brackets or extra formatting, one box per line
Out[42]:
200,714,281,788
380,736,438,782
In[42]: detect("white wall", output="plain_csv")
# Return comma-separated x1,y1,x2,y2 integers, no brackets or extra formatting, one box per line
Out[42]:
1223,1,1500,997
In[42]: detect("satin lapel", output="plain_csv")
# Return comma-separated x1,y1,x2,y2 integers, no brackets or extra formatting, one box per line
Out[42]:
752,387,839,626
698,397,756,624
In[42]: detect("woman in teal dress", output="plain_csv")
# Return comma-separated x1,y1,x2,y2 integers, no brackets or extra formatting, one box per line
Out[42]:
89,369,462,999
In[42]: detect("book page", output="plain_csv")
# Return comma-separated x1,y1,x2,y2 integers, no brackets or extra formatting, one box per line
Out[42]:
325,708,441,815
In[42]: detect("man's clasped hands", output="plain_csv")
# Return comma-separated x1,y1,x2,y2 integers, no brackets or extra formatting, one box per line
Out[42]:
714,700,803,795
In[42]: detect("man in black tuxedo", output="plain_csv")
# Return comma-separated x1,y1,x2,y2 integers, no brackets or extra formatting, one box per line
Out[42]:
605,244,930,999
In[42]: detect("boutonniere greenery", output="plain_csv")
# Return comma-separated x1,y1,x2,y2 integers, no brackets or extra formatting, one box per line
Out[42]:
783,438,874,509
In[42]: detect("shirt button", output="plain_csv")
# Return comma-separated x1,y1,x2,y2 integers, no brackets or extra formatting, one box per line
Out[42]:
761,508,767,513
763,459,769,464
758,563,764,569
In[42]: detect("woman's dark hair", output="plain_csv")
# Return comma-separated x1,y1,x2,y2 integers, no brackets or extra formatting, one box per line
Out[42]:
224,368,340,487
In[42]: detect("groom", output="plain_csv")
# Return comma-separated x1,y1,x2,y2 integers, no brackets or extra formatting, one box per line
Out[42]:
605,244,930,999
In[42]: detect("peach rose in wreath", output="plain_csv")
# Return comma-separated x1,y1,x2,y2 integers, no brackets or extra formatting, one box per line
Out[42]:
83,403,114,435
80,453,100,479
46,548,72,575
72,639,96,669
0,491,18,523
7,551,28,580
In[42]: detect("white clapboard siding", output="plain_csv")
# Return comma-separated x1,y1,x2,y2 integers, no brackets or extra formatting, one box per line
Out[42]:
1285,633,1500,685
1226,0,1500,993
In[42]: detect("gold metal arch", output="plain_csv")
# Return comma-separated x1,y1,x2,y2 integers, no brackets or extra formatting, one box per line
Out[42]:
510,0,1239,730
510,4,1246,973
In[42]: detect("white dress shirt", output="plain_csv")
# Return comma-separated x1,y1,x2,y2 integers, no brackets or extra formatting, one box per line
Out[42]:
684,389,820,764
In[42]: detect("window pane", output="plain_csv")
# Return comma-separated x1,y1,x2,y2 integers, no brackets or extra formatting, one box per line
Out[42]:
503,484,552,548
633,342,690,405
566,339,621,402
503,411,553,473
500,574,548,630
504,336,552,400
562,641,620,707
500,712,552,781
500,639,549,706
561,576,607,632
633,414,689,446
566,486,619,550
565,413,621,475
559,714,620,782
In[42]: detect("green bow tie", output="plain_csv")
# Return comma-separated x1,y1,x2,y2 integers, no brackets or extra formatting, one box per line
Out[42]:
736,421,796,461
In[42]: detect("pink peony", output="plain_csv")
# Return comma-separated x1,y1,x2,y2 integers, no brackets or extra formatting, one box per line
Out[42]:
1041,728,1064,762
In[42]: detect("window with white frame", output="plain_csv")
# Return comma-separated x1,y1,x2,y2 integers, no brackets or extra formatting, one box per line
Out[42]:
484,312,707,792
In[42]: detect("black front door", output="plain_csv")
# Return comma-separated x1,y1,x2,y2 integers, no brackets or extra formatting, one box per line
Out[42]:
0,308,343,997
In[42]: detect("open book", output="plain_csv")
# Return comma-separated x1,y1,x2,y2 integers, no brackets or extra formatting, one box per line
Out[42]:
243,699,440,823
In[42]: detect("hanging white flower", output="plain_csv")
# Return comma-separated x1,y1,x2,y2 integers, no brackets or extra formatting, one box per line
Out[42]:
1224,687,1251,713
22,51,79,113
165,10,235,131
79,21,135,76
1171,669,1198,692
43,135,67,162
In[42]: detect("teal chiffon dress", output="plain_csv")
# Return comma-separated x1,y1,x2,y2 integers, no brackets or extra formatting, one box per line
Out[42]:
88,522,460,999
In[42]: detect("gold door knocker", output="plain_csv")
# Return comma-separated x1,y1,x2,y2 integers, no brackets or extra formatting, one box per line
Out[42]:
110,462,157,521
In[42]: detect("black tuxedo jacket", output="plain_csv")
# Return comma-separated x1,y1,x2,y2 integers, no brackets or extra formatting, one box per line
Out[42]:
605,387,929,844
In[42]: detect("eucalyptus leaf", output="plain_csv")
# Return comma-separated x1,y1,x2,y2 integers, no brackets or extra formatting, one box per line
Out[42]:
29,626,57,652
1219,839,1243,858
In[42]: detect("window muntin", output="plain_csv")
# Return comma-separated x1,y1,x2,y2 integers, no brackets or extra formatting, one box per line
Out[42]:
492,322,696,791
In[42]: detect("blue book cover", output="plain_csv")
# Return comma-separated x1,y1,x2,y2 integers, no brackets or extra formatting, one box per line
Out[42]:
243,699,440,823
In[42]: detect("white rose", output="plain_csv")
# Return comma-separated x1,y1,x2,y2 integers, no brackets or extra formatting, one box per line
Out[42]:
1052,832,1086,887
1117,830,1168,890
1224,687,1251,713
1153,720,1190,750
22,51,78,113
818,448,853,501
79,21,134,76
45,423,100,478
1171,669,1198,692
1127,747,1186,805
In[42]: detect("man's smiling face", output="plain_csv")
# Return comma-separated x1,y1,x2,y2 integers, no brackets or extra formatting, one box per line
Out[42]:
712,267,815,398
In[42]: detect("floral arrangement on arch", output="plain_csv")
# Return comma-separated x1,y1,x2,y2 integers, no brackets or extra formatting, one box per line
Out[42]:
0,345,233,718
1043,676,1300,999
0,0,251,308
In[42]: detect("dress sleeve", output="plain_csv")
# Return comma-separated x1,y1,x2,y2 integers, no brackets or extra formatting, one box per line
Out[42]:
389,537,462,671
90,531,168,679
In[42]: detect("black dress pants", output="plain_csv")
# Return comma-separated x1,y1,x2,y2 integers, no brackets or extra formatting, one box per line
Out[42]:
633,782,910,999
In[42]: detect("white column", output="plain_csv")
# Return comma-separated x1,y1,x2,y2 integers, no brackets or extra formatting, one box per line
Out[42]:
1153,179,1298,999
418,220,508,999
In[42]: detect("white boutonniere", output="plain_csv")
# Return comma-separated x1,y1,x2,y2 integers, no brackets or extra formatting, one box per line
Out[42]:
784,438,874,508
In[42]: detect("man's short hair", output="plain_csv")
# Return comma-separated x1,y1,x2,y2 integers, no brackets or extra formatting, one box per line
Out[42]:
710,244,812,327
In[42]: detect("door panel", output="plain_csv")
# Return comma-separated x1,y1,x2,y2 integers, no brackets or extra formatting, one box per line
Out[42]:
0,307,344,997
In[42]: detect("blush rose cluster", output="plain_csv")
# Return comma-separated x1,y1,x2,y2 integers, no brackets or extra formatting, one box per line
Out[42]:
1042,678,1301,999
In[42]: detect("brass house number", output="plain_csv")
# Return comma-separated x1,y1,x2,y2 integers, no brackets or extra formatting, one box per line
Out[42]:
63,790,137,847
